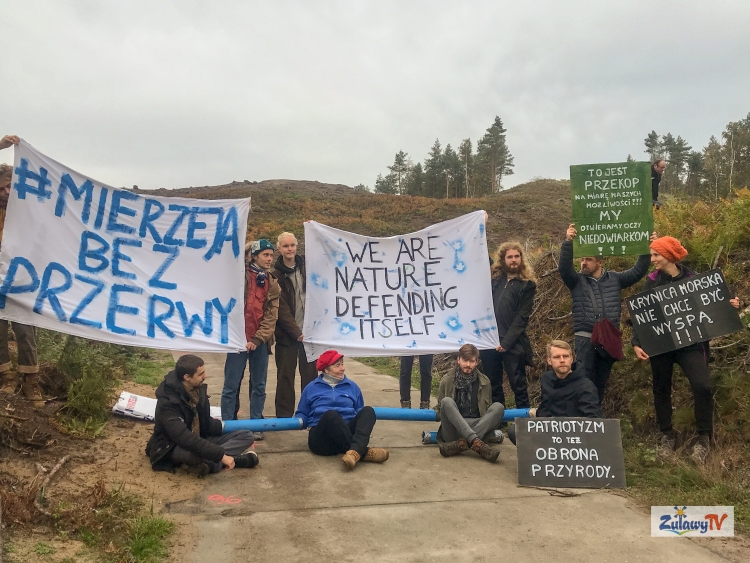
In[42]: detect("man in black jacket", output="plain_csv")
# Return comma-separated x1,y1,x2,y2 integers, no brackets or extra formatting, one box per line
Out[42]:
651,159,666,206
272,232,317,418
146,355,258,477
559,224,651,404
509,340,600,444
479,242,536,408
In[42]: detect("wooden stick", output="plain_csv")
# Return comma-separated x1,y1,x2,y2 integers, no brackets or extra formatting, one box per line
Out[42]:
34,455,70,517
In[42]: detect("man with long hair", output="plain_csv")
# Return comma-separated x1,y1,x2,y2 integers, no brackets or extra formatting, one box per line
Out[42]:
479,242,536,409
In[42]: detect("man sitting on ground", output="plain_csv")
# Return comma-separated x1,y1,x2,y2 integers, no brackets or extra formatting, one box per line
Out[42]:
146,355,258,477
508,340,601,445
434,344,505,462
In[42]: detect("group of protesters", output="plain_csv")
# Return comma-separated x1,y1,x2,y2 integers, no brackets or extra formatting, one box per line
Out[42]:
0,136,739,476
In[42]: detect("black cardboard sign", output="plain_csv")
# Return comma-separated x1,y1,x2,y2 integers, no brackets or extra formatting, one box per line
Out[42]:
516,418,626,489
626,269,743,357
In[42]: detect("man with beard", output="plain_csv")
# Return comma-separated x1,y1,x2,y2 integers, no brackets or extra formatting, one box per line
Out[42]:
479,242,536,409
560,224,651,405
433,344,505,462
508,340,600,445
0,135,43,408
272,232,317,418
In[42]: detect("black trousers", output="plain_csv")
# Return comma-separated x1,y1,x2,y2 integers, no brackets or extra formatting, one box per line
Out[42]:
650,346,713,437
575,336,616,406
399,355,433,403
308,407,375,458
479,349,529,408
275,341,318,418
170,430,255,473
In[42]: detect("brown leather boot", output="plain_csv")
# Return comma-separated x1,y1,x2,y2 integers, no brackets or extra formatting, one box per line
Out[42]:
363,448,389,463
400,400,411,409
341,450,361,470
419,400,430,409
471,438,500,462
438,438,469,457
21,374,45,409
0,371,18,395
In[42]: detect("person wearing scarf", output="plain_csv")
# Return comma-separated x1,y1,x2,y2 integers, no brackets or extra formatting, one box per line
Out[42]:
221,239,281,437
632,236,740,464
434,344,505,462
295,350,389,470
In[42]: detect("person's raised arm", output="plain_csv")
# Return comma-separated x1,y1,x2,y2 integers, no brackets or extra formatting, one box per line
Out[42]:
558,224,579,289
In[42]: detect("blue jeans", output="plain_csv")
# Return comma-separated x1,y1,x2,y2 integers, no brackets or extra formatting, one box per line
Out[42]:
221,344,270,420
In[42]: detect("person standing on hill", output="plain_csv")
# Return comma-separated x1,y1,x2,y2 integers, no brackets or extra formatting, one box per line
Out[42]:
221,239,280,438
272,232,317,418
559,224,652,406
479,242,535,409
651,159,666,207
632,236,740,463
0,135,43,409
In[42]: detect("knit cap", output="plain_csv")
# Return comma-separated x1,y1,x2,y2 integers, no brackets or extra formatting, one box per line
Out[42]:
650,236,688,263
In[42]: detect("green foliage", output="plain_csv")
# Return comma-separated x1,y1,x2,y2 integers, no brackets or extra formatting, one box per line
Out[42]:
127,516,175,562
374,115,514,199
33,542,56,556
644,111,750,200
133,350,175,387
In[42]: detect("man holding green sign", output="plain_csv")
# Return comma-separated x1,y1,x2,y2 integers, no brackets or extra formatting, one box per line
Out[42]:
560,162,654,405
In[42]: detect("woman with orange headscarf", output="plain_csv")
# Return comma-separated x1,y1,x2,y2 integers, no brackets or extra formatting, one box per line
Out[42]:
632,236,740,463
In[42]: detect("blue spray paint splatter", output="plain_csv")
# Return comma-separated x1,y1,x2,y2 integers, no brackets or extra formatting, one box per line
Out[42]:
406,340,417,348
438,332,447,339
446,316,462,331
339,323,356,335
310,273,329,289
446,239,466,273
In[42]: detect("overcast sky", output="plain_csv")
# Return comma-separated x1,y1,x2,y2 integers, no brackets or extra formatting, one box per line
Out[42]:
2,1,749,191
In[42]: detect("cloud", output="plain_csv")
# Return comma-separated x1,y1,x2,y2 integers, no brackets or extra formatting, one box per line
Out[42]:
1,1,749,189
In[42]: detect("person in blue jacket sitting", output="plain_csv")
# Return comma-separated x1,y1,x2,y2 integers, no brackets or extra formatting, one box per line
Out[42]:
295,349,389,470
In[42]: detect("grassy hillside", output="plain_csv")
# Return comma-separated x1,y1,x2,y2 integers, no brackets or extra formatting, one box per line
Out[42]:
135,178,573,249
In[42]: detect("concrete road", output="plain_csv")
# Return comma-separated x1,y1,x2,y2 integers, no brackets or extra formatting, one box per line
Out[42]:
168,352,731,563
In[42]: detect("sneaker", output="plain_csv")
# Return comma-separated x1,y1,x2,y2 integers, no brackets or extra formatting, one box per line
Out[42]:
471,438,500,462
400,400,411,409
690,438,709,465
363,447,389,463
254,431,265,441
341,449,361,470
184,462,211,478
234,451,259,468
658,432,676,458
438,438,469,458
419,401,430,409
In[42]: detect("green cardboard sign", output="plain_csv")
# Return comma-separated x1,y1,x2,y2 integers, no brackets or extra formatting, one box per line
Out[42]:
570,161,653,257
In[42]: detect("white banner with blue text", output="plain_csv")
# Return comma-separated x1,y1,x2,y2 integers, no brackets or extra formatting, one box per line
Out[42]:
0,140,250,352
302,211,499,359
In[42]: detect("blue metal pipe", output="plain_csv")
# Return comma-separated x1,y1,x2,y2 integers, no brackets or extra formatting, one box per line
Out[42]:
223,418,304,433
372,407,437,421
221,407,531,434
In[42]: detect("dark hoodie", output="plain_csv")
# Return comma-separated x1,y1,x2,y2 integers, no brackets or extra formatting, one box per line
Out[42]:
272,254,307,346
537,362,601,418
145,370,225,472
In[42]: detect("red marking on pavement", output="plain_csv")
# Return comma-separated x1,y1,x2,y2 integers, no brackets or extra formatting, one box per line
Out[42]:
207,494,242,505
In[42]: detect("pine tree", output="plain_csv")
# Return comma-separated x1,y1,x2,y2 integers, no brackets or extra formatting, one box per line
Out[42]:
423,139,444,198
475,116,514,193
458,138,474,198
374,173,397,194
405,162,424,196
644,131,661,160
387,151,411,195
